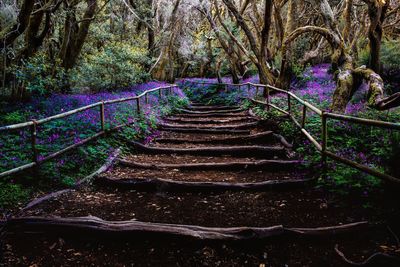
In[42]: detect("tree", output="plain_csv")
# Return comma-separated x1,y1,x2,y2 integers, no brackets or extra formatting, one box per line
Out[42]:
59,0,98,70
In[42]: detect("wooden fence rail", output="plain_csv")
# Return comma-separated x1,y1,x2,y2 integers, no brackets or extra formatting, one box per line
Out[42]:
0,85,179,179
184,80,400,184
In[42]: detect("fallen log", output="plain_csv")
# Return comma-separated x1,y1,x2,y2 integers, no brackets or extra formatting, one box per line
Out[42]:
4,216,369,241
118,159,302,171
155,131,274,145
159,127,251,134
128,141,286,158
177,108,245,115
97,175,317,191
158,121,259,130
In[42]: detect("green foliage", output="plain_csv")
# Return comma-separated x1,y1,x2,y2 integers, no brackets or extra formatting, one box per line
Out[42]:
248,94,396,194
358,39,400,69
71,43,150,91
157,95,189,117
2,110,27,124
0,92,188,209
292,36,312,61
183,83,241,106
15,52,66,96
0,182,30,209
292,63,313,86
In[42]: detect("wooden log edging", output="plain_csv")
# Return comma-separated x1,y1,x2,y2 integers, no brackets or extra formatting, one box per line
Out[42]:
75,148,121,186
117,159,302,171
19,189,73,214
158,121,259,130
159,127,251,134
164,116,259,124
174,112,250,118
177,108,245,115
96,176,317,191
128,141,286,158
4,216,369,241
187,105,240,111
155,131,274,144
17,149,121,214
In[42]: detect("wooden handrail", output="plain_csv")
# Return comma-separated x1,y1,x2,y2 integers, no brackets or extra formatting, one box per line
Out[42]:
0,85,178,178
184,80,400,183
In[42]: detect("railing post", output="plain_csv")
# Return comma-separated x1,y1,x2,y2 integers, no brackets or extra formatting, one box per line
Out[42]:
287,94,291,115
255,86,259,98
321,111,328,165
145,93,149,105
301,105,307,128
159,89,162,99
247,84,251,97
30,120,38,163
266,86,270,111
100,101,105,132
136,98,141,115
225,84,228,93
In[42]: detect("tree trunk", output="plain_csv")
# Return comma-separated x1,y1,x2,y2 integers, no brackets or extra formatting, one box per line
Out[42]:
59,0,98,70
0,0,35,49
366,1,389,74
276,0,297,89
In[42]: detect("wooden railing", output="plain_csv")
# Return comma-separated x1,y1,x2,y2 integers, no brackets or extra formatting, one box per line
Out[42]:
0,85,179,178
184,80,400,184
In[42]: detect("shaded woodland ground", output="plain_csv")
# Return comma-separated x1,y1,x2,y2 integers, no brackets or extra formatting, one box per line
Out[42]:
1,0,400,266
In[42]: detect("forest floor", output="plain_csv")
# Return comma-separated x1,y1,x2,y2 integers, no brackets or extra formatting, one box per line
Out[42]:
2,103,400,266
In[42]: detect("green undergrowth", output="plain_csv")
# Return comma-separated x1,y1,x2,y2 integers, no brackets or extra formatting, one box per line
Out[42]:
180,82,242,105
0,95,188,212
245,99,399,195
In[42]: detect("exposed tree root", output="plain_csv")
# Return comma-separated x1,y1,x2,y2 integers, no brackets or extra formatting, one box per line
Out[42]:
159,127,251,134
118,159,301,171
155,131,274,145
128,141,286,158
158,121,259,130
96,175,317,191
335,244,400,267
273,133,293,148
4,216,368,241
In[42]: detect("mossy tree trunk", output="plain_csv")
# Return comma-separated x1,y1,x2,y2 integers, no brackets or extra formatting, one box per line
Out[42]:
364,0,389,74
221,0,276,92
59,0,98,71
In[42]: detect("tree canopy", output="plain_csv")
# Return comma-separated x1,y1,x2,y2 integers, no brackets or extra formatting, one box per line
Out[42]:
1,0,400,111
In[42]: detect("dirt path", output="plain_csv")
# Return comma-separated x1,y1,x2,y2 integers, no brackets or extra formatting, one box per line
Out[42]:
2,103,400,266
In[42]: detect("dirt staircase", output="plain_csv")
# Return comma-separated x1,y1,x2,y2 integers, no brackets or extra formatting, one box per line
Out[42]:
2,103,399,266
